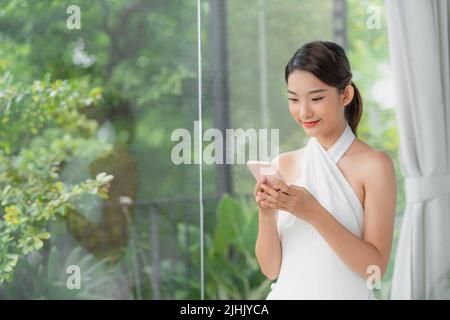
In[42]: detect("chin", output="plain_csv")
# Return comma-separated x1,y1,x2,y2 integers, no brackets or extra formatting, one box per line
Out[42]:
303,131,318,137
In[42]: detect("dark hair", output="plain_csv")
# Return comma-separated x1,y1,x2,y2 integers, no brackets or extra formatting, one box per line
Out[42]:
285,40,362,136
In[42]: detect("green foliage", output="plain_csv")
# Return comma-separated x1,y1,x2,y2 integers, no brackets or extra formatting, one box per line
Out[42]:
0,0,202,201
0,245,119,299
177,195,271,299
0,73,113,283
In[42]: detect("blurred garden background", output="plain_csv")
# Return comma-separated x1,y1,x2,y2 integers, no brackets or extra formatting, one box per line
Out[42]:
0,0,403,299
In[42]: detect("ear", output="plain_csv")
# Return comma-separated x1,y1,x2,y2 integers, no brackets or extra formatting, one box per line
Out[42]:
341,84,354,107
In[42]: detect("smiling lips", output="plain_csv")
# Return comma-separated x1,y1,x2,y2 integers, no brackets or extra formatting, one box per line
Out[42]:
302,119,321,127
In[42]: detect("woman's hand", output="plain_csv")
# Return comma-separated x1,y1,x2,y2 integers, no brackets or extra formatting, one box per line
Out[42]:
258,180,323,223
254,177,278,216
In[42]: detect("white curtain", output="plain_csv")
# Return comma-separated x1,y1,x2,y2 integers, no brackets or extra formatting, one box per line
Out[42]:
385,0,450,299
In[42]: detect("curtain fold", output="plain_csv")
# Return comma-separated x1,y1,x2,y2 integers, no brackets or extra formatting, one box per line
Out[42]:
385,0,450,299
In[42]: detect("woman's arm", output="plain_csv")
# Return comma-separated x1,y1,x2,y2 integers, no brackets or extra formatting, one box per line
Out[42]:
259,151,397,281
253,155,285,281
255,209,282,280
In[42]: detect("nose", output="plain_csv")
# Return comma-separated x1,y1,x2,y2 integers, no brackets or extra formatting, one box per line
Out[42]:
298,101,314,120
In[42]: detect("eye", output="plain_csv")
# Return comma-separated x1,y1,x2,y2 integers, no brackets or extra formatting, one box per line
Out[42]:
288,98,298,102
312,97,324,102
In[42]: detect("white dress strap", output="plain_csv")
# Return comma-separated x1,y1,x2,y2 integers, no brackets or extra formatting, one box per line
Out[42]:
312,122,355,164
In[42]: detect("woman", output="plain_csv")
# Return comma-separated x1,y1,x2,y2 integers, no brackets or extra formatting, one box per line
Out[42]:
254,40,397,299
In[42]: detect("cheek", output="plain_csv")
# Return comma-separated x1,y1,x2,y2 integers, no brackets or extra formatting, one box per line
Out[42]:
316,100,340,118
288,103,297,116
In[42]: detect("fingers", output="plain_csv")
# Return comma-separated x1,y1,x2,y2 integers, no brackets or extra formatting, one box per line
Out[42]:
271,179,291,194
253,177,267,196
255,195,264,206
256,193,274,209
274,182,306,196
257,194,277,209
259,184,289,203
258,192,288,210
255,177,269,208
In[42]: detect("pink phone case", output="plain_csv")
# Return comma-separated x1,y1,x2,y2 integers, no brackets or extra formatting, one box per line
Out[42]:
246,160,284,182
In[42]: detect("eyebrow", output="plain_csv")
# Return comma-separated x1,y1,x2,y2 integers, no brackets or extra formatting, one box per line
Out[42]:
287,88,328,95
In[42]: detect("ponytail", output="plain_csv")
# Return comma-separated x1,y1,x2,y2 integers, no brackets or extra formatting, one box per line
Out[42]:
344,81,363,136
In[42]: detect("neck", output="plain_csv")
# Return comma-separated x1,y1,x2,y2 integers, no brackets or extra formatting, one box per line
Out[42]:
315,121,347,151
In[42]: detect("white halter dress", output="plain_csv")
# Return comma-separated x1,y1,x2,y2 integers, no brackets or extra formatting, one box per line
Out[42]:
266,123,375,299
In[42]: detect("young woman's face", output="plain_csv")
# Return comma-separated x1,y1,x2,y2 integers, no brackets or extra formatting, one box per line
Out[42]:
287,69,351,137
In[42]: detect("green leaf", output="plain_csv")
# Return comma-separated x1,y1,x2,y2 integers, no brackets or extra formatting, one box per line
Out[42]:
33,238,43,250
213,194,244,257
37,232,51,240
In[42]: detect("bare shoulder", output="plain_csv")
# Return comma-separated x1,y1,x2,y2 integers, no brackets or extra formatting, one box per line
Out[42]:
272,147,306,185
352,139,396,184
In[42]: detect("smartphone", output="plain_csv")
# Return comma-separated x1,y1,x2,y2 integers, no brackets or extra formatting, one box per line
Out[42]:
246,160,284,183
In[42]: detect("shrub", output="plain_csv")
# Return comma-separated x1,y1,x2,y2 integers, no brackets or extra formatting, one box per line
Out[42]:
0,72,113,283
